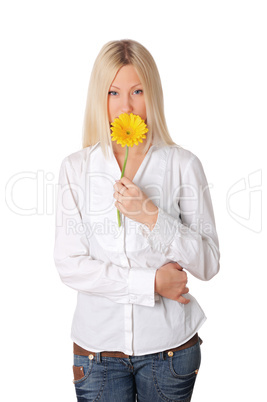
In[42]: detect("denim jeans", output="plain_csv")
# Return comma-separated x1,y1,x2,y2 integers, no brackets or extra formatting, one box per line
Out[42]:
73,340,201,402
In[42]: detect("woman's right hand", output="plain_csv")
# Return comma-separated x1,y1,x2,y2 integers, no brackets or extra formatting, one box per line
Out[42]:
155,262,190,304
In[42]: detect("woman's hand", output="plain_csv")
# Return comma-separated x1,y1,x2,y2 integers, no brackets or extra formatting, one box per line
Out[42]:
155,262,190,304
113,177,158,229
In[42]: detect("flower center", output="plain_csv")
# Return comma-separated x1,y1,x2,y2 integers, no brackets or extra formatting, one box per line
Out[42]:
126,130,131,135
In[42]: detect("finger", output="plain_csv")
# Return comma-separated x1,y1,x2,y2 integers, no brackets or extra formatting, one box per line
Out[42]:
177,295,190,304
114,182,127,195
114,200,119,209
121,178,140,194
120,177,133,187
114,192,124,205
115,200,126,213
175,267,188,283
175,263,184,271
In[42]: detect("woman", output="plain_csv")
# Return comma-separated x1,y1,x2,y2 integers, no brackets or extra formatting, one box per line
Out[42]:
54,39,220,402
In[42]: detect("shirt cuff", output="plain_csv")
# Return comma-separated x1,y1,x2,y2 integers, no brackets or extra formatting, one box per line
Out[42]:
128,267,159,307
137,207,177,253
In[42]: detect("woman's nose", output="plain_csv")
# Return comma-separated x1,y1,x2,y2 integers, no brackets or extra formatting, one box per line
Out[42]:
121,95,133,113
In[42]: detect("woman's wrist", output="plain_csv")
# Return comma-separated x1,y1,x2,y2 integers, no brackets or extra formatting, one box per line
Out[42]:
143,206,159,231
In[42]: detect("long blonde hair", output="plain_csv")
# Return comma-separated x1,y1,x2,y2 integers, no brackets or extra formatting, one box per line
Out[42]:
82,39,176,158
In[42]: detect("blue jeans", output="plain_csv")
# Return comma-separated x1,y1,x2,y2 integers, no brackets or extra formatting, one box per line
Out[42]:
73,340,201,401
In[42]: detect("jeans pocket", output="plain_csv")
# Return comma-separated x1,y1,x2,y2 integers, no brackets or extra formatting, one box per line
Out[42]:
73,354,108,401
153,342,201,402
73,365,85,382
73,354,93,384
169,342,201,379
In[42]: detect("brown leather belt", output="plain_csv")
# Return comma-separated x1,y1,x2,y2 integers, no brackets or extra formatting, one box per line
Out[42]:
73,333,201,359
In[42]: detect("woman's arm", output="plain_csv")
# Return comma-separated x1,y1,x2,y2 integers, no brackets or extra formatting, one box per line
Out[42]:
53,156,158,307
138,154,220,281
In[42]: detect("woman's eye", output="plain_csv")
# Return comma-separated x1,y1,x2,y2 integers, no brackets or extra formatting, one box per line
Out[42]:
108,91,118,96
133,89,143,95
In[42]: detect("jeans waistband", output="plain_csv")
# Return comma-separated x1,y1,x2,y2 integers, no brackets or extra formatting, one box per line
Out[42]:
73,333,201,359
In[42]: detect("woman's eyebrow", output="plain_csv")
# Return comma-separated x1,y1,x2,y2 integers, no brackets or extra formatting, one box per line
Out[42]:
110,83,142,90
131,83,142,88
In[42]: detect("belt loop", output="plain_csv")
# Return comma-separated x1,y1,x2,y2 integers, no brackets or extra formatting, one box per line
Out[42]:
159,351,165,360
96,352,101,364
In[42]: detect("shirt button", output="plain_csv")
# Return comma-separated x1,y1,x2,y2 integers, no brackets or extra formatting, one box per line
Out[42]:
88,354,94,360
168,351,173,357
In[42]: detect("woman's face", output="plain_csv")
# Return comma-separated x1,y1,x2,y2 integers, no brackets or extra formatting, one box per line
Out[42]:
108,65,147,123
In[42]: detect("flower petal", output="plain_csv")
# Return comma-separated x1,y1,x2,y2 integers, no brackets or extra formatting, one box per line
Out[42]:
110,113,148,148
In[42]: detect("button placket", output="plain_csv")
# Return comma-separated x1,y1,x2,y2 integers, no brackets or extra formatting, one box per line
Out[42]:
122,217,134,355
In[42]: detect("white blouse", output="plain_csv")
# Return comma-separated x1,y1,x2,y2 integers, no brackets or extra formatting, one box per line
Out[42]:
54,141,220,356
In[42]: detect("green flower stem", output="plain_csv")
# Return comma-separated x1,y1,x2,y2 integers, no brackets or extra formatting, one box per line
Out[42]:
117,145,129,227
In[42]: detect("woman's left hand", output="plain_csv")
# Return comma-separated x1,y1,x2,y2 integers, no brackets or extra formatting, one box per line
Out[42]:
113,177,158,230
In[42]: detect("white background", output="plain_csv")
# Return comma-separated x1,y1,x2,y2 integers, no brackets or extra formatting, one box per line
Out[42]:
1,1,266,401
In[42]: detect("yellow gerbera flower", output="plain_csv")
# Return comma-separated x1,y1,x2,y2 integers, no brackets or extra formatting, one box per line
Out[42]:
111,113,149,227
110,113,148,147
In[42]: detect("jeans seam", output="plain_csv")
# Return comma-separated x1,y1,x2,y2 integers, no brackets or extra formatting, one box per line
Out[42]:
152,358,174,402
93,359,108,402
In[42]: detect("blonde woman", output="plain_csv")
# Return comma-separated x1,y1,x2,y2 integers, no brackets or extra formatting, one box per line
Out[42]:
54,39,220,402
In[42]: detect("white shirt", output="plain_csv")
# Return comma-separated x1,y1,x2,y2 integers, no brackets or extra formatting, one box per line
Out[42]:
54,141,220,356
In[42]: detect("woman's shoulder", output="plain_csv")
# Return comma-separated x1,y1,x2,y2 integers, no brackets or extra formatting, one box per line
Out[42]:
165,144,206,180
158,143,200,166
61,142,101,172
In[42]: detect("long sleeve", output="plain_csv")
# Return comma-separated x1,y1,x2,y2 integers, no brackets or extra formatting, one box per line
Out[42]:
138,154,220,281
53,156,157,306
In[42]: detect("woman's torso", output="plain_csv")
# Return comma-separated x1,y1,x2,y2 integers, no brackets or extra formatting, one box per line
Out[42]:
67,142,207,355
